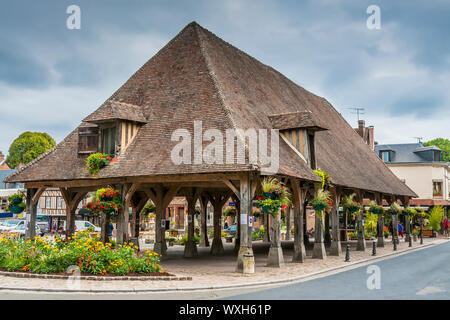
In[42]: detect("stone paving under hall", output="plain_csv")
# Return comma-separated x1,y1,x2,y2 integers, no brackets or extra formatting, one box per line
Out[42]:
0,237,445,292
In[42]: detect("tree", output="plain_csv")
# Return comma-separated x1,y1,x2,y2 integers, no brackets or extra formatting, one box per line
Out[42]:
5,132,56,169
423,138,450,162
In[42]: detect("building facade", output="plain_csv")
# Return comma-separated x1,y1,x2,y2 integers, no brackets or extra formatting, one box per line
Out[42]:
374,143,449,210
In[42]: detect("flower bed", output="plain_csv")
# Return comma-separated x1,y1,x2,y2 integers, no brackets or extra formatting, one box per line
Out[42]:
0,230,167,276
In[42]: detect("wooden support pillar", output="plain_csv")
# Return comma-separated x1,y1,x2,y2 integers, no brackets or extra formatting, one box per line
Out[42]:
198,195,209,247
324,208,331,245
60,188,87,242
208,191,231,256
184,189,200,258
236,173,255,273
286,207,292,241
145,184,181,255
264,213,270,242
232,195,241,254
329,187,342,256
25,188,38,239
375,193,384,247
355,190,366,251
291,179,306,263
404,196,411,243
390,196,399,245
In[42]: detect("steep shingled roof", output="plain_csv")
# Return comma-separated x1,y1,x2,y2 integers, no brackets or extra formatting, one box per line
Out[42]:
5,22,415,196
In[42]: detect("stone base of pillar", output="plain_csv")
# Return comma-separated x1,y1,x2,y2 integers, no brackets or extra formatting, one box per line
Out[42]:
233,238,240,254
357,238,366,251
236,247,255,273
312,242,327,259
377,236,385,247
210,237,224,256
292,243,306,262
266,246,284,267
183,240,198,258
329,240,341,256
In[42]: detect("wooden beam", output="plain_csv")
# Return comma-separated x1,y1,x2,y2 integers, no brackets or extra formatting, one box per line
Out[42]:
32,188,46,205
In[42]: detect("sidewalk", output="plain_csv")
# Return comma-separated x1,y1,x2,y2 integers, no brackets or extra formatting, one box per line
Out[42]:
0,237,446,293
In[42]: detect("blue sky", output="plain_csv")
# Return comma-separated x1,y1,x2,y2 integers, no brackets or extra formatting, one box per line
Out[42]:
0,0,449,155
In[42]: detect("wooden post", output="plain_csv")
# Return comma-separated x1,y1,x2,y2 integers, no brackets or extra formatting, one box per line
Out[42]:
198,194,209,247
291,179,306,262
207,191,231,256
329,187,342,256
375,193,384,247
25,188,38,239
355,190,366,251
184,189,199,258
404,196,411,243
236,173,255,273
312,211,327,259
286,207,292,241
232,195,241,254
324,208,331,245
60,188,87,242
100,212,109,243
390,196,399,245
264,212,270,242
145,184,180,255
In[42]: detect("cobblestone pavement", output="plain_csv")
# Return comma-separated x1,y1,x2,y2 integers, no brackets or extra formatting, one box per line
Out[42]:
0,237,445,292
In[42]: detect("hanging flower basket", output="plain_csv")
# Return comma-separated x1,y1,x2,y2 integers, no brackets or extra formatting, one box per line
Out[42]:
11,198,23,205
255,178,291,217
10,205,25,214
390,202,402,216
348,203,361,214
342,193,361,217
404,208,417,217
368,201,384,215
97,188,119,202
309,189,331,218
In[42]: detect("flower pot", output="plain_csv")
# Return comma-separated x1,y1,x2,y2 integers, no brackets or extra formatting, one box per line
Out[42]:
263,192,276,200
11,198,23,205
313,204,325,211
10,205,24,214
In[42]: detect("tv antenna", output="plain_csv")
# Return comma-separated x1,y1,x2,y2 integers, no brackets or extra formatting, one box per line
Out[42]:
414,137,423,143
347,107,365,122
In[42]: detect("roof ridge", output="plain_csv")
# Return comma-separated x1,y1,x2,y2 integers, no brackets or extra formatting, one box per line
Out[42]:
268,110,313,117
194,24,238,131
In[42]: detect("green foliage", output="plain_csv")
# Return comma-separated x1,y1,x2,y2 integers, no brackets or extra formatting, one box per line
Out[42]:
364,212,378,234
368,200,384,215
5,132,56,168
141,202,156,216
179,233,200,245
85,153,111,175
423,138,450,162
429,206,444,232
390,202,402,215
252,228,265,241
85,187,123,216
309,189,331,217
0,231,162,275
314,170,332,189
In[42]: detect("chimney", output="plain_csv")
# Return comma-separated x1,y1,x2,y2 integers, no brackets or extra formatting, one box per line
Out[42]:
0,151,4,163
368,126,375,150
358,120,365,137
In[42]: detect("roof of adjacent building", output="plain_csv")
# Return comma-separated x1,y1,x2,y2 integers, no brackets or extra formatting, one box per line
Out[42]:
0,169,23,189
5,22,415,197
374,143,443,163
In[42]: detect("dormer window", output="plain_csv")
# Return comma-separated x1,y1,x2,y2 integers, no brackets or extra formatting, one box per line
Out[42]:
268,111,328,169
380,151,390,162
80,100,147,157
78,124,99,155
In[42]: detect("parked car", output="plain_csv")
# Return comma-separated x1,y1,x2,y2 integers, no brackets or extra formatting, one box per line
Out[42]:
0,219,24,232
8,222,42,238
63,220,101,232
224,224,237,236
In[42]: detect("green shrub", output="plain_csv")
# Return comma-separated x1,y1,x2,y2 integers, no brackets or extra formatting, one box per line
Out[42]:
429,206,444,232
364,212,378,234
85,153,111,175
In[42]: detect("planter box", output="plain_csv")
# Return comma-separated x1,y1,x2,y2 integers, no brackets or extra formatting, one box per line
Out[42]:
422,230,433,237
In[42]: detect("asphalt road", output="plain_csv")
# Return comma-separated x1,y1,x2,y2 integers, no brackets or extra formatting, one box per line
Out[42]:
226,241,450,300
0,242,448,300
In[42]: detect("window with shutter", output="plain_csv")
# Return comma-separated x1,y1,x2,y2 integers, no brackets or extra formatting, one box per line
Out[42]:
78,126,99,154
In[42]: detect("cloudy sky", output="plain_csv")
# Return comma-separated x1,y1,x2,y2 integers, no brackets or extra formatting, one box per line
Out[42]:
0,0,449,155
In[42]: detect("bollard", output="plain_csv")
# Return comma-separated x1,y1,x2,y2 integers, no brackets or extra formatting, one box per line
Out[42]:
420,233,423,245
393,238,397,251
408,235,412,247
345,243,350,262
372,241,376,256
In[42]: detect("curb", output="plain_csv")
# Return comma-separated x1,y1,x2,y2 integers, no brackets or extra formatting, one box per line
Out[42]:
0,240,445,294
0,271,191,282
